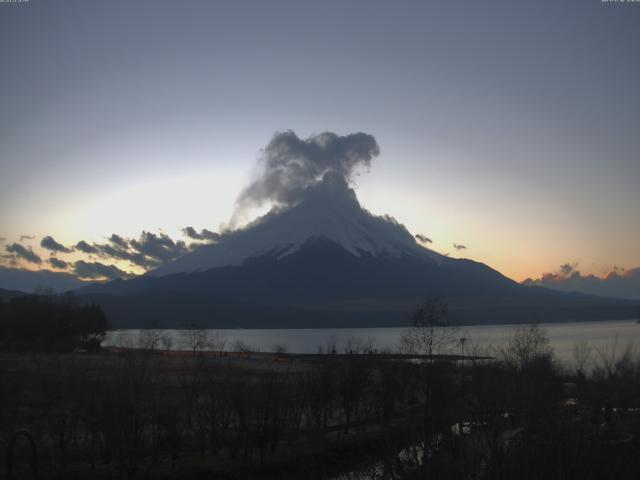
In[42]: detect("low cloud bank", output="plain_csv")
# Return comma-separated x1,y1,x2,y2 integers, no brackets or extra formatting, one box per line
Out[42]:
523,264,640,300
73,260,134,281
1,225,222,284
49,257,69,269
5,243,42,265
71,231,191,271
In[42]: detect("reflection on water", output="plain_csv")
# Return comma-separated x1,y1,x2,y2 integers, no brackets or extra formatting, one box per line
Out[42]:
104,319,640,365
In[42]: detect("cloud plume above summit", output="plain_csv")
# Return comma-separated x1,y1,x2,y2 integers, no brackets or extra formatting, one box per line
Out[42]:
231,131,380,226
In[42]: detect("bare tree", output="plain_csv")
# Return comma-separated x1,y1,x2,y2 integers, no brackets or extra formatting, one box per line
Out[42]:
272,344,288,354
572,339,592,376
317,335,339,354
400,295,456,357
496,323,554,370
231,339,256,353
138,329,161,352
343,335,375,355
209,331,227,352
182,325,212,356
160,334,174,352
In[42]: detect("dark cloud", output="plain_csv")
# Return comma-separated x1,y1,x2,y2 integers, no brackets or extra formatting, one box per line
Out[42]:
5,243,42,264
182,226,200,239
73,231,190,270
182,226,220,242
129,231,188,267
40,235,73,253
49,257,69,269
75,240,99,254
530,263,582,284
559,262,578,276
108,234,128,249
19,235,34,241
523,264,640,300
95,242,147,267
5,229,189,282
415,234,432,244
73,260,133,280
453,243,467,250
232,130,379,225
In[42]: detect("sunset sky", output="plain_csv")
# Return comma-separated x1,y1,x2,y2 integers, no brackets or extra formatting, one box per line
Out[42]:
1,0,639,282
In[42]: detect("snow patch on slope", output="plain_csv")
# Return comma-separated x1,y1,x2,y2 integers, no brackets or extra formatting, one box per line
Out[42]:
150,186,441,277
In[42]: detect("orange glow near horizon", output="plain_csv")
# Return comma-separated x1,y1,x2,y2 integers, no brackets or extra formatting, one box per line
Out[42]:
2,161,639,285
1,226,634,286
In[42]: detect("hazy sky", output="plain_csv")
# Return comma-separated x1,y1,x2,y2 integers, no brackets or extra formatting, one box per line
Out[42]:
1,0,639,281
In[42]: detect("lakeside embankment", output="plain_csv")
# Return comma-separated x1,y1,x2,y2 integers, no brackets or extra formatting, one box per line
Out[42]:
104,318,640,364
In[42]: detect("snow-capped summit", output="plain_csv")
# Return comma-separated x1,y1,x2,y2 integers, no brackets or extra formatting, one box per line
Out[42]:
150,181,441,277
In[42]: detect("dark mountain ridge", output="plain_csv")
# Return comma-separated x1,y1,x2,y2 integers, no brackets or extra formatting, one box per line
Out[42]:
76,237,638,328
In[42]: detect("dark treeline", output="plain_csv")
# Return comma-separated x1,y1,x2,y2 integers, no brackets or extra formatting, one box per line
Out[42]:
0,293,109,352
2,327,640,479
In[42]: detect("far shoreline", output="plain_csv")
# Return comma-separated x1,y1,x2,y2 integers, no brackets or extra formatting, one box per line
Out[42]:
105,317,640,331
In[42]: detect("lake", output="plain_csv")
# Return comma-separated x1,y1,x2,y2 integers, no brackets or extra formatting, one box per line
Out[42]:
103,319,640,367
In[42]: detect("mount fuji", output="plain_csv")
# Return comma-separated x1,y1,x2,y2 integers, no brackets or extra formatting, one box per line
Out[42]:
151,181,442,276
77,181,636,328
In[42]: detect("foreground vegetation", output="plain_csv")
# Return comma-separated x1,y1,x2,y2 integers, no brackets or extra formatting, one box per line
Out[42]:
0,293,109,352
2,295,640,479
2,329,640,479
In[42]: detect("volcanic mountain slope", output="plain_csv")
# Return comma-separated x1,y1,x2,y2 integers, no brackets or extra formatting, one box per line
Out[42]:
77,183,637,328
151,180,443,276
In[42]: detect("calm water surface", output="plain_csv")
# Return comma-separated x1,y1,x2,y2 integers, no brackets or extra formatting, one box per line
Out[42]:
104,319,640,366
